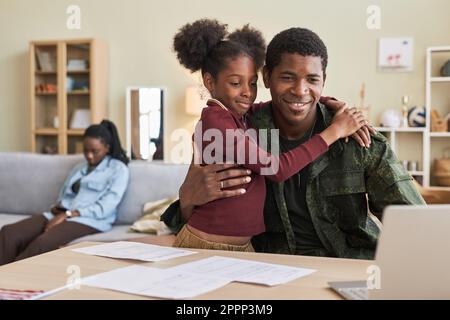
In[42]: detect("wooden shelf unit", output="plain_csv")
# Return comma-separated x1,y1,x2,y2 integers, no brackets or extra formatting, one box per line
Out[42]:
30,39,108,154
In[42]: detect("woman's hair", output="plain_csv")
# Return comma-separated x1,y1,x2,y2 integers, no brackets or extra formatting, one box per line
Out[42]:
84,119,129,165
173,19,266,78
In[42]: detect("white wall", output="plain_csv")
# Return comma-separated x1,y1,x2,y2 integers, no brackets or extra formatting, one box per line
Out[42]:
1,0,449,162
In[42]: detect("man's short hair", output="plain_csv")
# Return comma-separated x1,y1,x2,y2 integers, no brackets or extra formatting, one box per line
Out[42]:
265,28,328,77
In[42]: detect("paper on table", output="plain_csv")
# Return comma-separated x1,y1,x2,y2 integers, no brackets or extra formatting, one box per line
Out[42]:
71,241,196,262
81,265,231,299
169,256,316,286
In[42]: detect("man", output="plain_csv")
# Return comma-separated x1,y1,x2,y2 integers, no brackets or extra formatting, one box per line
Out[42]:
162,28,424,259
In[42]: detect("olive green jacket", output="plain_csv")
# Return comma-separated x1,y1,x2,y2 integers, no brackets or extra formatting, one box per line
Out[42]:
162,102,425,259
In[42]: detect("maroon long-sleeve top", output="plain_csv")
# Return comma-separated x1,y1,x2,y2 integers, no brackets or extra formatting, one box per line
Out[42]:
188,99,328,237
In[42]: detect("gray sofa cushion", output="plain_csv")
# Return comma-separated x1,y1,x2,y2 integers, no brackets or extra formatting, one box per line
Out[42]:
0,213,30,229
0,153,83,216
116,161,188,224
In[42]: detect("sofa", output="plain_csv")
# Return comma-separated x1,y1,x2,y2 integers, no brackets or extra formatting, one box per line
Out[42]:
0,152,188,244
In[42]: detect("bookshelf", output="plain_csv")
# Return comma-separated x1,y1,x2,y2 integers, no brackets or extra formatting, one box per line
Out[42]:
30,39,108,155
373,46,450,190
426,46,450,189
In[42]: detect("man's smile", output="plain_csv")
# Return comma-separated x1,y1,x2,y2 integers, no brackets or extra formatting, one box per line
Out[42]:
283,98,313,112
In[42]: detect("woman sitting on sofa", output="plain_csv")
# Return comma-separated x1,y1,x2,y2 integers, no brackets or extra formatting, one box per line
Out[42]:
0,120,129,265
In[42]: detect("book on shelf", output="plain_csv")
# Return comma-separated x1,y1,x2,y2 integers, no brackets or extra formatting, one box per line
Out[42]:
67,59,88,71
66,76,89,92
35,49,56,72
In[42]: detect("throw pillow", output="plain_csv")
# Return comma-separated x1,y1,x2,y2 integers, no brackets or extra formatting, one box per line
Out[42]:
129,197,177,235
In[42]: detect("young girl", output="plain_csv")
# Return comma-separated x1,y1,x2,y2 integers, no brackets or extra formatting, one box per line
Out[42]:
172,19,366,251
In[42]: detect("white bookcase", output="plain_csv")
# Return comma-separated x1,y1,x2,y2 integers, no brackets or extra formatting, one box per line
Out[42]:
426,46,450,189
374,126,427,181
374,46,450,190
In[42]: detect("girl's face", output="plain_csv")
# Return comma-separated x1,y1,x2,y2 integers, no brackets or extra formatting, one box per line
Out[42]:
204,54,258,116
83,137,110,166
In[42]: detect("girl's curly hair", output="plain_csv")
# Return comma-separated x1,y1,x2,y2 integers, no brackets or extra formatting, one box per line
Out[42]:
173,19,266,78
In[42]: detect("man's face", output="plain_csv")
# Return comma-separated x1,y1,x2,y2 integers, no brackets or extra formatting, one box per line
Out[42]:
263,53,325,127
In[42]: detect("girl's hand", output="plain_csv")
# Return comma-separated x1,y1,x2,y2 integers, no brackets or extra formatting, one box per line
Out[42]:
322,98,376,147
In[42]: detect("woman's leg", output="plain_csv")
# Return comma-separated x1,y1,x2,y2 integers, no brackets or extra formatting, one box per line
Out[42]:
15,221,99,262
0,215,48,265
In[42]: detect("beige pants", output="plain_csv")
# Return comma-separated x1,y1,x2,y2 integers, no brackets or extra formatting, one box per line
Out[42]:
173,225,254,252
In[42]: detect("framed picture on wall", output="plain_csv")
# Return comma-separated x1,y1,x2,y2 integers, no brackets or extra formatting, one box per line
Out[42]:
378,37,414,72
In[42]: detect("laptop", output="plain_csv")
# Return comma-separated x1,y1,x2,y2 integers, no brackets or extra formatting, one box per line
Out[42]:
329,205,450,300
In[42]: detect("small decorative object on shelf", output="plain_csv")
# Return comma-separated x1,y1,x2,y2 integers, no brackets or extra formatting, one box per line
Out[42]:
358,83,371,121
441,60,450,77
35,83,57,94
42,145,57,154
433,148,450,187
402,160,420,172
408,160,419,172
380,109,402,128
53,116,59,128
407,106,426,127
401,95,409,127
401,160,409,170
431,109,448,132
70,109,91,129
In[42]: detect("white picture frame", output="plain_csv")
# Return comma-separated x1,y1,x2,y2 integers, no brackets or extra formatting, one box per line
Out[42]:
378,37,414,72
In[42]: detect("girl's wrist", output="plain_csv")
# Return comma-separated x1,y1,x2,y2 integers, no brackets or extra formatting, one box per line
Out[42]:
320,125,341,146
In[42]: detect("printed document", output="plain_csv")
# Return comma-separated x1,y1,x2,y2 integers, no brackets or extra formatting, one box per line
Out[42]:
72,241,196,262
81,265,230,299
169,256,316,286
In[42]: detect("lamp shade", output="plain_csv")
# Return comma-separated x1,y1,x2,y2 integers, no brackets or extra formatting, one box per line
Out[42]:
185,86,209,116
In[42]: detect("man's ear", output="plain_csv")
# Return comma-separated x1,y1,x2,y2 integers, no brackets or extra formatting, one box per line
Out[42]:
202,72,215,94
262,66,270,88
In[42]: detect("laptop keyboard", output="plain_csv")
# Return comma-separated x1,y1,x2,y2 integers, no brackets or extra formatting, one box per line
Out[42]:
338,287,368,300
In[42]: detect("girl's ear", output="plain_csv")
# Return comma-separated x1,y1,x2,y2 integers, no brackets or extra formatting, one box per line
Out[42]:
202,72,215,95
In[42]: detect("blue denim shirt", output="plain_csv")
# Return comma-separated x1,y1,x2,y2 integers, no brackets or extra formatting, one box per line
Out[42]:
43,156,129,232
